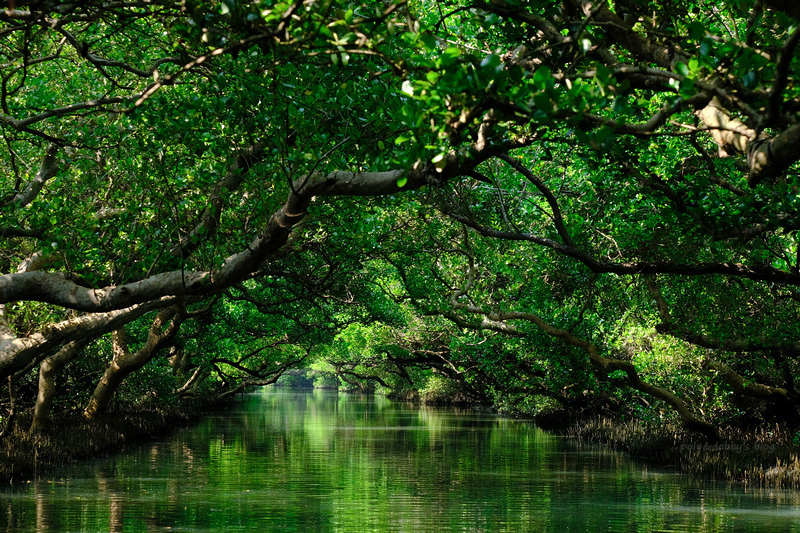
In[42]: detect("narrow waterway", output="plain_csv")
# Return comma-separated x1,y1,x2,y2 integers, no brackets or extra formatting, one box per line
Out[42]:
2,389,800,532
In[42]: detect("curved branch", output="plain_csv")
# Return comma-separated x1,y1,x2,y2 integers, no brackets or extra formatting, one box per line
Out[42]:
498,154,574,247
493,307,718,440
0,227,44,239
169,142,266,258
0,297,177,379
747,123,800,185
84,305,186,419
705,359,793,403
332,363,392,390
767,25,800,124
214,350,310,400
52,24,179,79
1,96,134,129
584,93,710,136
0,270,210,312
448,212,800,286
11,143,62,207
646,275,800,354
565,0,686,70
449,247,719,440
647,274,799,422
175,366,204,396
31,338,92,432
694,98,800,185
0,145,493,313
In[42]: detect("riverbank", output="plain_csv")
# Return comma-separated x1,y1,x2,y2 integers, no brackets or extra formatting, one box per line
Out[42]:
5,391,800,488
0,404,208,485
537,412,800,487
357,391,800,487
394,391,800,486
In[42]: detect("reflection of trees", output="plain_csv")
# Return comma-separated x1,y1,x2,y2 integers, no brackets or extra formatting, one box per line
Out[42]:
7,392,800,530
96,470,124,533
33,480,52,533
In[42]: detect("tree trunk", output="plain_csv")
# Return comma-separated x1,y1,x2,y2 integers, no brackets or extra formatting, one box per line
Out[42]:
83,361,134,420
30,340,90,432
84,307,183,420
0,376,17,439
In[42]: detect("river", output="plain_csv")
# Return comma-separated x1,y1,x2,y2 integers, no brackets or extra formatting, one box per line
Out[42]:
1,389,800,532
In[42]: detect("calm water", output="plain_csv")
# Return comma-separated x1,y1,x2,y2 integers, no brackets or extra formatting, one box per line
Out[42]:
2,389,800,532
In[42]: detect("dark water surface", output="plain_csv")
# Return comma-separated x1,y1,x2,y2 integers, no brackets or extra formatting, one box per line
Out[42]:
2,389,800,532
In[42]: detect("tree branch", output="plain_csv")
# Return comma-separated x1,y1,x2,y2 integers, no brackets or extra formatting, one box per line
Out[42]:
0,297,178,379
498,153,574,247
448,212,800,286
646,274,800,354
10,143,62,208
449,251,719,440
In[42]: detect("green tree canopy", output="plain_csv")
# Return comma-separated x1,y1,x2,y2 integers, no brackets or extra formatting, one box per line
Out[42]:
1,0,800,439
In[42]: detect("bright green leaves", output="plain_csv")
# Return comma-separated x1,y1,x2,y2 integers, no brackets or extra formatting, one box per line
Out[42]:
533,65,555,91
394,132,414,145
676,12,776,98
440,46,463,66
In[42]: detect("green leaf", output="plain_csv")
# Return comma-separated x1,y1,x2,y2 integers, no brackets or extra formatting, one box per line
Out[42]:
418,32,438,51
688,21,705,40
533,66,553,90
480,54,502,70
440,47,462,66
397,176,408,188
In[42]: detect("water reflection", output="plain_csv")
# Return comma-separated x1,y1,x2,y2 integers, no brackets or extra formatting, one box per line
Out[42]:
1,389,800,532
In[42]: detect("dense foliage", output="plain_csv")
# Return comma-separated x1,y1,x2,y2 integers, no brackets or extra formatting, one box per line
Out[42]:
1,0,800,442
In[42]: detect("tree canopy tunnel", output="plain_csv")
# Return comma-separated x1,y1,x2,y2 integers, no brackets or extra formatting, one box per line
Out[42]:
1,0,800,441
